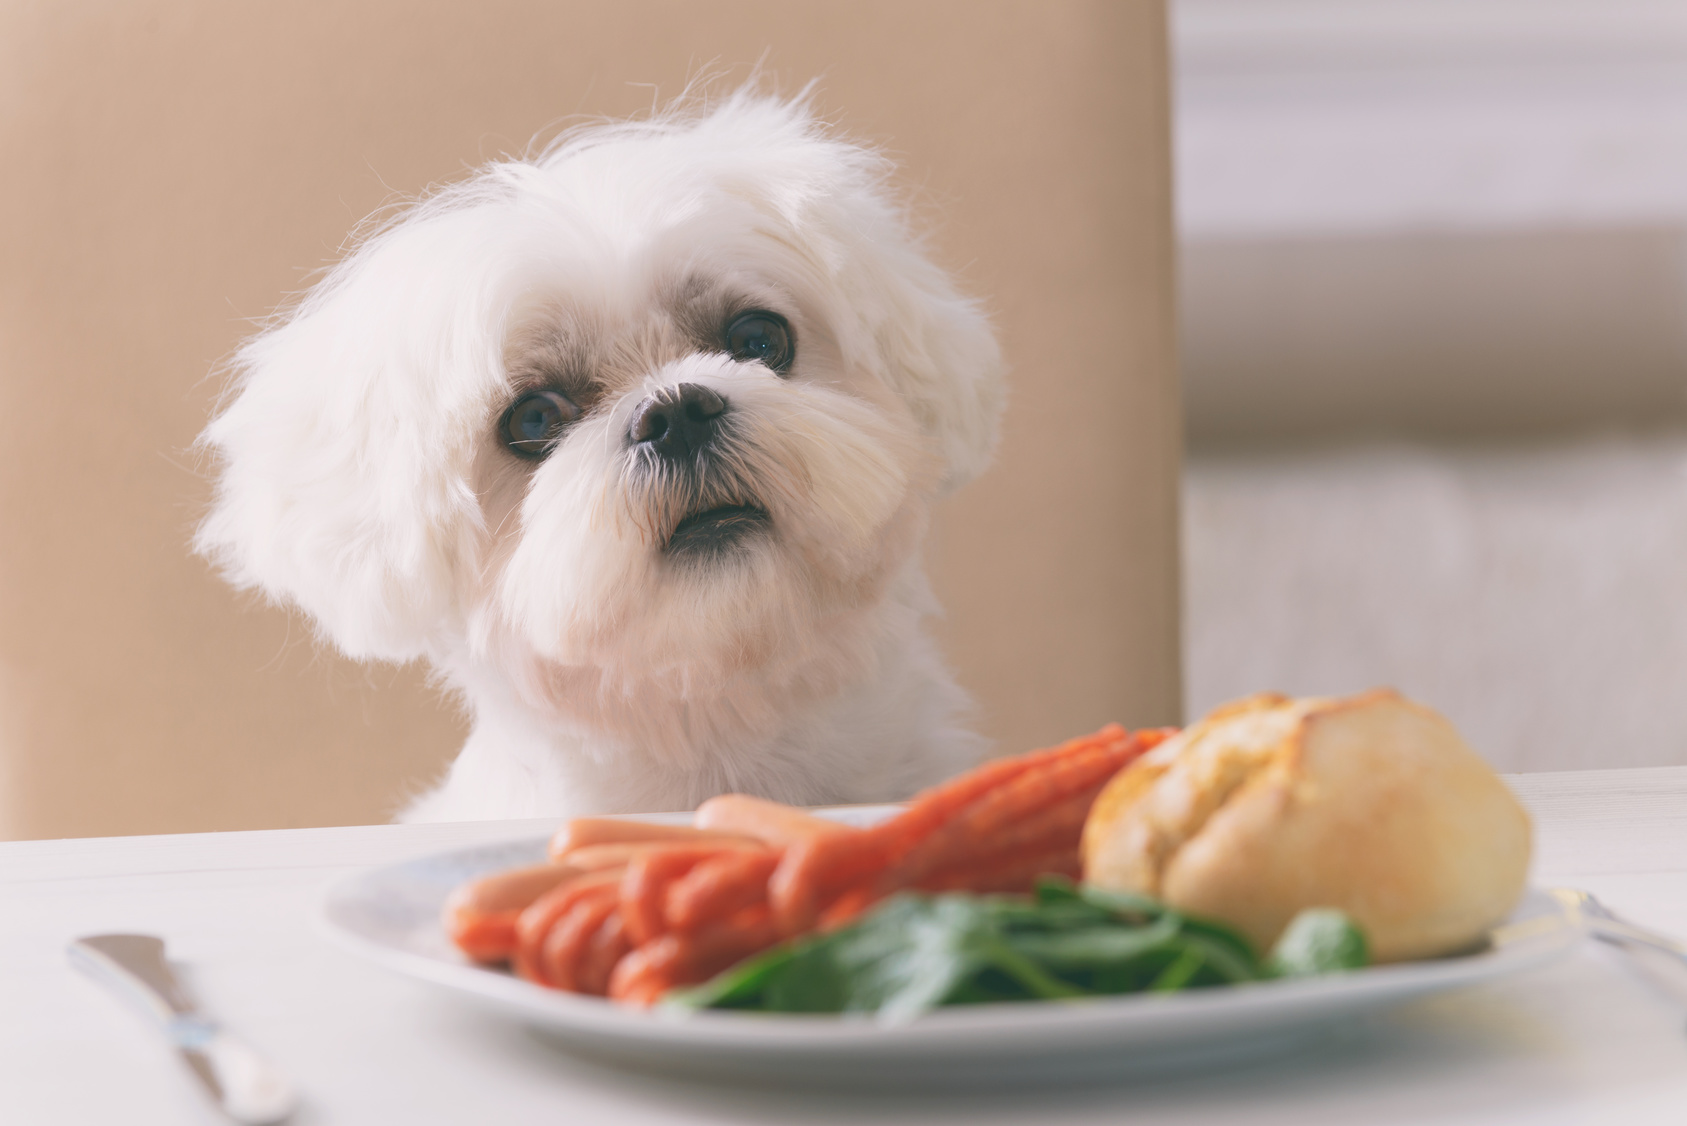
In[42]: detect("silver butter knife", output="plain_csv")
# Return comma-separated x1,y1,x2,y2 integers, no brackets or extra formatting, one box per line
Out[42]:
67,934,298,1125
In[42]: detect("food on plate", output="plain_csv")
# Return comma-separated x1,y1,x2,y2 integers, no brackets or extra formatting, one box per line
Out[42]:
1081,690,1532,963
668,880,1366,1021
445,723,1171,1004
443,862,584,964
443,687,1526,1011
548,819,760,855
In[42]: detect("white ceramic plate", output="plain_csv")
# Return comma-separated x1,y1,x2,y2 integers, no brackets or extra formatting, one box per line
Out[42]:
319,811,1581,1086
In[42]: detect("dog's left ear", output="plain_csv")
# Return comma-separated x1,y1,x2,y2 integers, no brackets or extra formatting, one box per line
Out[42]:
802,140,1003,493
693,90,1006,490
859,242,1006,493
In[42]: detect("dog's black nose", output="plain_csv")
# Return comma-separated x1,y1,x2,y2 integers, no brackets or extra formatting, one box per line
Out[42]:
627,383,726,460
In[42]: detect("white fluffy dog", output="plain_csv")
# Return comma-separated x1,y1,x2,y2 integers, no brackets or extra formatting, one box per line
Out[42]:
197,92,1004,822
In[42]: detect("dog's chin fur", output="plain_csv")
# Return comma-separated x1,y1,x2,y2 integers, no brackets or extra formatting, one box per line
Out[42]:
196,90,1005,822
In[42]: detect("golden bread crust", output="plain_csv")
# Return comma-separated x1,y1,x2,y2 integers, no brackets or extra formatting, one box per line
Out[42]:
1082,689,1532,962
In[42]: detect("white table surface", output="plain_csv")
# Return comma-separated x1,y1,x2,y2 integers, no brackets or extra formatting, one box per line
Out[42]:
4,768,1687,1126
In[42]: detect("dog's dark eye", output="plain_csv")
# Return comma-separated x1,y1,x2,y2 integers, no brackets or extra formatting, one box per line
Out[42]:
501,389,580,458
725,311,794,374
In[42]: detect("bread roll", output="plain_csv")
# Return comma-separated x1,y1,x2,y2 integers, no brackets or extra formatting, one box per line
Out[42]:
1081,690,1531,962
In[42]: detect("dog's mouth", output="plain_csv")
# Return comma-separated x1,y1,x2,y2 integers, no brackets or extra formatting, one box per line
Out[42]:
664,504,771,560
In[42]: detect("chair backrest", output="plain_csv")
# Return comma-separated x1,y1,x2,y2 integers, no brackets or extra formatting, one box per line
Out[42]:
0,0,1179,839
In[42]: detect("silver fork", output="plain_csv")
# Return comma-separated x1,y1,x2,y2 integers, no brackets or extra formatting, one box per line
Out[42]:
1552,888,1687,1012
1553,888,1687,959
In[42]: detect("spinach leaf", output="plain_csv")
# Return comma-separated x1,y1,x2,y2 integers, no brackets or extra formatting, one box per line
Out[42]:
1004,912,1182,968
670,886,1371,1021
779,895,986,1019
663,940,802,1011
1265,908,1369,978
667,895,995,1020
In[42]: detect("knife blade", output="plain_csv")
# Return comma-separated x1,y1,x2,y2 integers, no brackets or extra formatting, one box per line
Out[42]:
67,934,297,1125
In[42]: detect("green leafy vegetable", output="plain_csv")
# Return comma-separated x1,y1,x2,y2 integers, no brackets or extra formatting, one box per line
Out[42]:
666,878,1371,1022
1264,908,1369,978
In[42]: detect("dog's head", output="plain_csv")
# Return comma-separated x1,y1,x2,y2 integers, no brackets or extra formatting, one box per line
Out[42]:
198,92,1002,749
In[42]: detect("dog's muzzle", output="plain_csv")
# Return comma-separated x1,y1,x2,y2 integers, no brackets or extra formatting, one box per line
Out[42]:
665,503,770,558
627,382,771,560
627,382,726,461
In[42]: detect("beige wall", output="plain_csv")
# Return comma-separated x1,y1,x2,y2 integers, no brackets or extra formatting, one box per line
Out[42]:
0,1,1180,840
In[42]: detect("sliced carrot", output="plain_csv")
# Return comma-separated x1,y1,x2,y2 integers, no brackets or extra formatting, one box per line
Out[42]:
983,781,1104,850
865,753,1045,853
953,783,1102,865
765,730,1130,934
920,846,1083,894
881,737,1142,888
866,724,1132,860
816,885,879,931
891,790,1101,897
960,741,1136,835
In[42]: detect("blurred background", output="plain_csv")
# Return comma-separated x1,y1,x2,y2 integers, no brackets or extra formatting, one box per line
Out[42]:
7,0,1685,842
1178,0,1687,771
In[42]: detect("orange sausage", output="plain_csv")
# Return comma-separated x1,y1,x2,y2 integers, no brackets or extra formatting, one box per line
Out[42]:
693,794,849,848
577,911,632,997
607,904,780,1006
442,862,584,964
619,845,748,946
549,818,757,860
767,830,887,936
664,848,781,932
604,936,680,1007
512,868,625,985
538,884,621,992
562,838,762,872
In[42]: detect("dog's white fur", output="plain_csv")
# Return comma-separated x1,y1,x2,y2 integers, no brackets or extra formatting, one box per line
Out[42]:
197,91,1004,822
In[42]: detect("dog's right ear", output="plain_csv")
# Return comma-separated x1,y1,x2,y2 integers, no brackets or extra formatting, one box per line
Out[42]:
196,207,504,663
